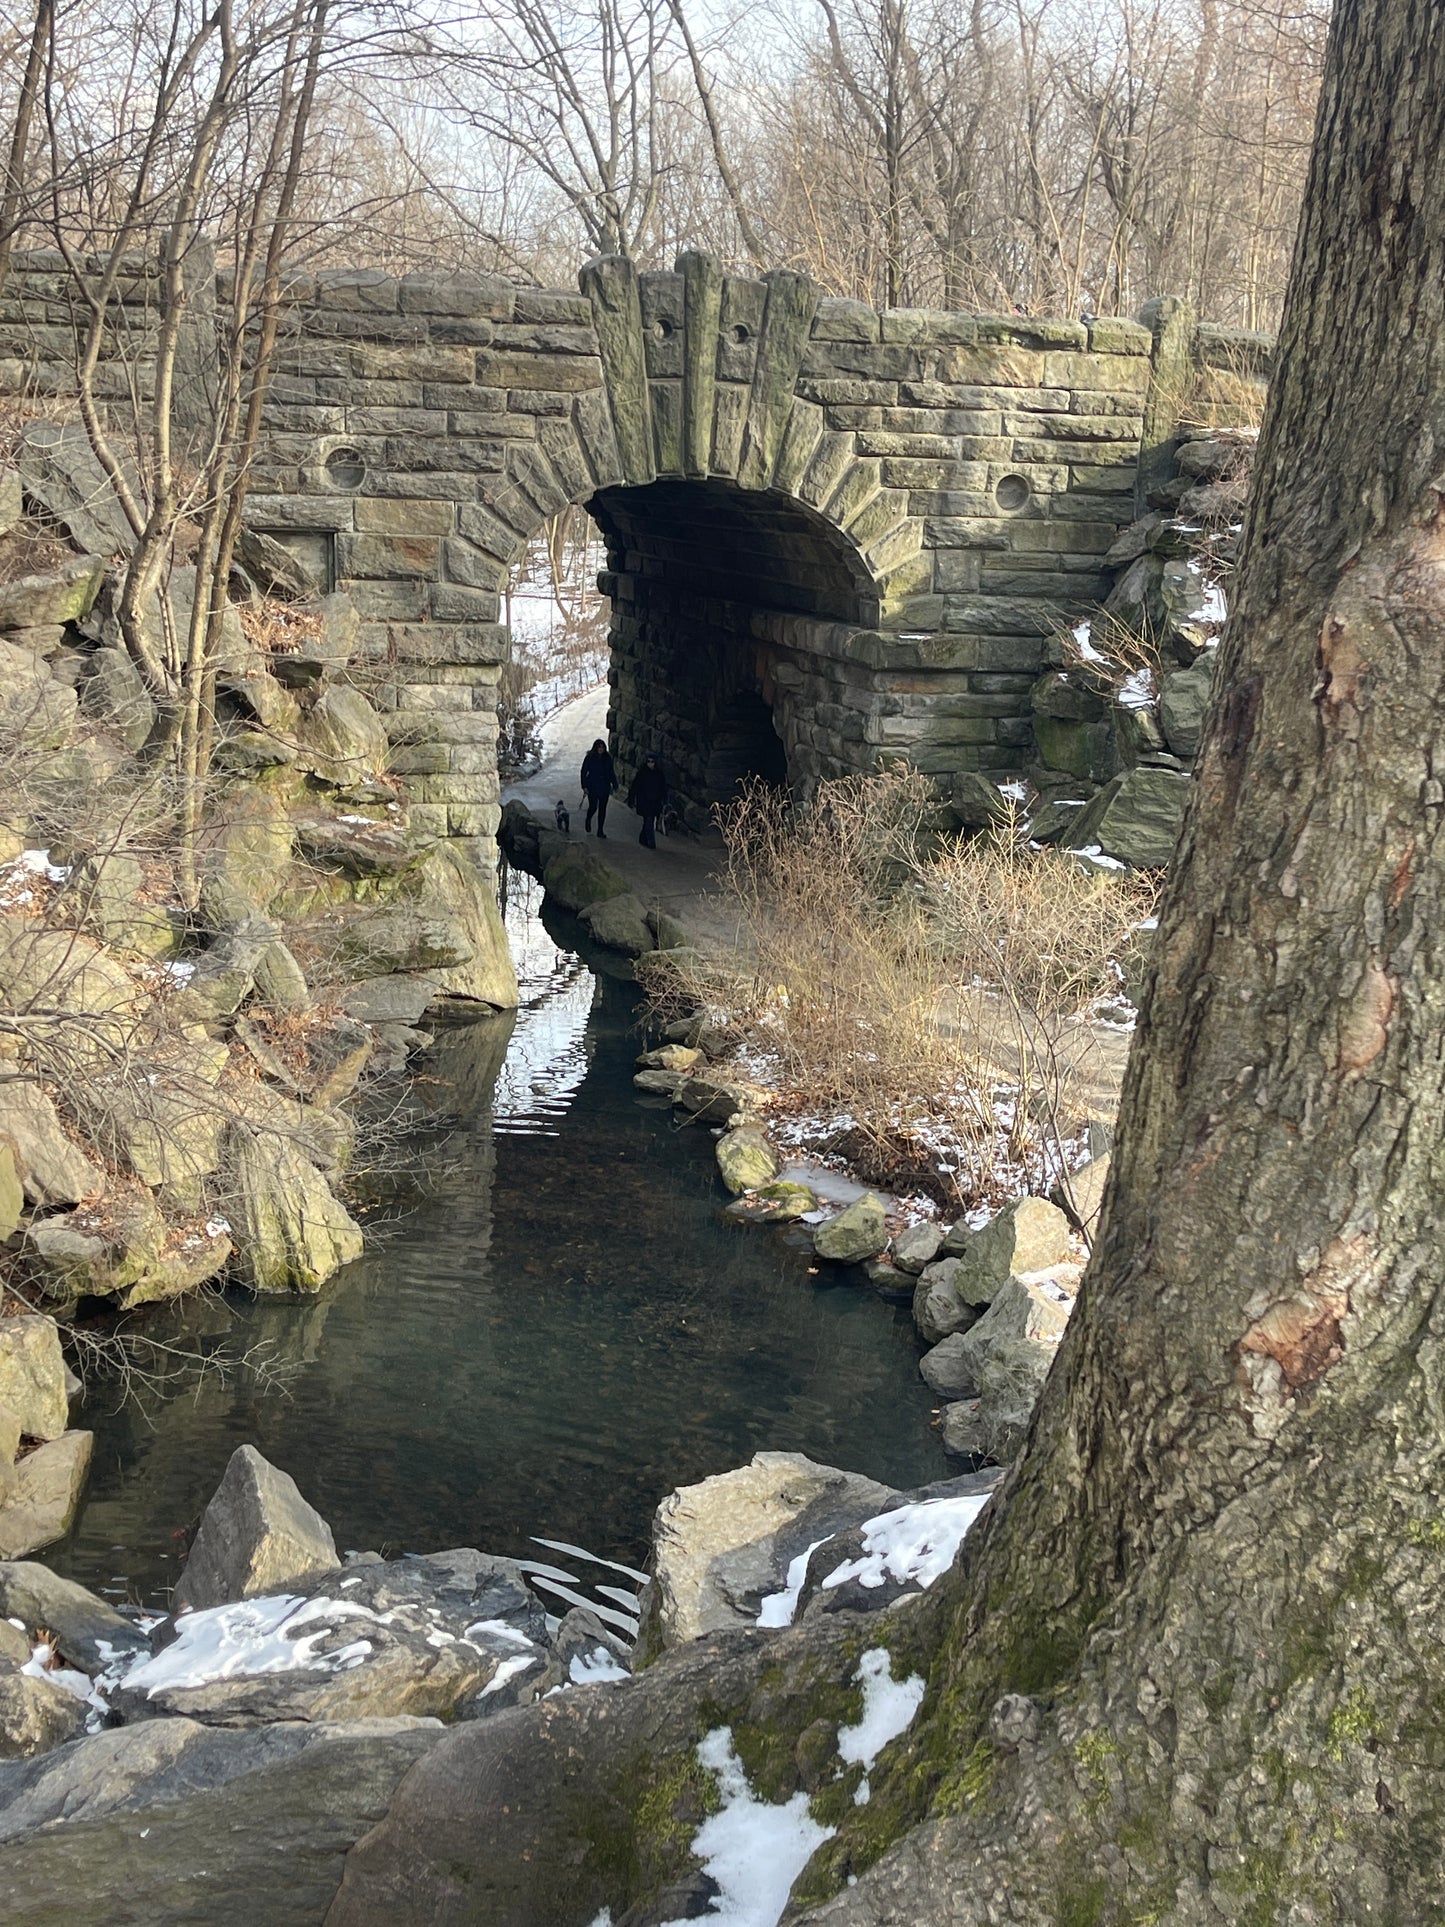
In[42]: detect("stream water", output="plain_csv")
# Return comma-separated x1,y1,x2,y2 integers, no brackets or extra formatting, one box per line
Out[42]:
51,876,947,1609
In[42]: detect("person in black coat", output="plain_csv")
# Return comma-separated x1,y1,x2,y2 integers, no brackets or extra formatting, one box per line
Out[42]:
627,753,669,848
579,739,618,837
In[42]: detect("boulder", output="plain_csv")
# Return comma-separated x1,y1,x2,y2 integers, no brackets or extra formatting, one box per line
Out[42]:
579,891,653,956
0,1141,21,1240
0,1714,443,1927
1064,765,1192,869
299,1016,373,1107
0,1562,150,1670
635,1451,897,1657
252,938,310,1013
1159,658,1215,760
297,685,389,786
237,528,320,599
940,1196,1071,1311
890,1222,944,1273
919,1273,1072,1400
18,423,136,555
0,555,107,630
197,782,297,910
67,852,173,958
0,1431,92,1557
790,1469,1004,1623
723,1180,816,1224
714,1125,778,1196
0,1083,101,1207
812,1193,887,1265
173,1444,341,1612
540,842,630,915
0,639,76,751
862,1259,917,1303
647,908,690,952
0,468,20,536
675,1075,751,1124
339,972,440,1026
25,1191,231,1310
912,1256,979,1344
633,1069,686,1095
0,1319,68,1441
78,647,155,753
0,918,139,1030
940,1337,1060,1464
291,811,422,878
226,1127,363,1292
120,1548,547,1727
0,1664,86,1760
416,844,518,1011
189,913,276,1016
637,1044,699,1073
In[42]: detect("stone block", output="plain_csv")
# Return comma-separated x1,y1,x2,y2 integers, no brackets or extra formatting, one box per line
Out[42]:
354,498,455,535
335,534,440,580
398,270,515,318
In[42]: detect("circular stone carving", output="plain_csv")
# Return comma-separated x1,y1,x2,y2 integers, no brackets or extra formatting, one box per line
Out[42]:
325,445,366,489
994,473,1030,512
651,316,677,339
729,322,752,345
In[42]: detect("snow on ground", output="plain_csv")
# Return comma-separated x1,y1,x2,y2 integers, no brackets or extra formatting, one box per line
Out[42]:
117,1594,379,1697
837,1648,926,1804
820,1494,992,1596
661,1727,835,1927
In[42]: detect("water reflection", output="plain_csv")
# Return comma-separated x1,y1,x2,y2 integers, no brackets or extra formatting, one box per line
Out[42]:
53,876,946,1606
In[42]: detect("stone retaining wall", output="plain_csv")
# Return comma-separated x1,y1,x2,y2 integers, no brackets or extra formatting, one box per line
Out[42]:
0,249,1269,869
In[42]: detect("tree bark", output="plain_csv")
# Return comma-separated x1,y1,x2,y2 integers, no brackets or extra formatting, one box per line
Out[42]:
793,0,1445,1916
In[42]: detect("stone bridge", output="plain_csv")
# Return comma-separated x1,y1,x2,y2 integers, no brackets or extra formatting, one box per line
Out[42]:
1,248,1260,877
244,253,1184,871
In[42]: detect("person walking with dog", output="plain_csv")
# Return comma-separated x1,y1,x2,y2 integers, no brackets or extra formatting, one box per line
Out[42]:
627,751,669,849
580,738,618,838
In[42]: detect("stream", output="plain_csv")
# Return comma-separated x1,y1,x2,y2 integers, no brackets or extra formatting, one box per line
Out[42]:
50,875,947,1609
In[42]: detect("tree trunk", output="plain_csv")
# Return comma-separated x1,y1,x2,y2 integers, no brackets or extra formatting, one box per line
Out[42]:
793,1,1445,1916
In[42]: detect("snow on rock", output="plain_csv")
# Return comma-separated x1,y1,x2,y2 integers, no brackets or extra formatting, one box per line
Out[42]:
117,1593,377,1698
820,1494,991,1595
568,1646,630,1685
836,1649,925,1772
1117,667,1157,710
477,1652,541,1697
755,1539,829,1629
661,1726,835,1927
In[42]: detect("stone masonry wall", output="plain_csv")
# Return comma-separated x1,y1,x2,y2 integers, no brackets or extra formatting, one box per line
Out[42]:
0,249,1261,874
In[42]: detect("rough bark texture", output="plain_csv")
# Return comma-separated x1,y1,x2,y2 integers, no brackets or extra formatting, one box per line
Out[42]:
789,2,1445,1918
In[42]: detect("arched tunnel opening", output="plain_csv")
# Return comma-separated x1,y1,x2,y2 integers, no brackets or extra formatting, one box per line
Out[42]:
585,478,877,824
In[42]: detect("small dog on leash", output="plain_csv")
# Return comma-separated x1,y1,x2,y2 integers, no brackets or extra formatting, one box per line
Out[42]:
554,799,571,832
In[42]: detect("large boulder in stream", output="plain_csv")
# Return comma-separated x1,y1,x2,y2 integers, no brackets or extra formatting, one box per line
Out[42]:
174,1444,341,1613
539,842,630,915
114,1549,548,1727
634,1451,897,1659
0,1561,149,1671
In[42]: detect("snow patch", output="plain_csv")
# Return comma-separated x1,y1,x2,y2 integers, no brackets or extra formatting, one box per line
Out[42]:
1117,667,1156,710
837,1649,926,1776
821,1494,990,1595
568,1646,630,1685
660,1727,834,1927
478,1653,541,1697
118,1594,380,1697
755,1539,828,1629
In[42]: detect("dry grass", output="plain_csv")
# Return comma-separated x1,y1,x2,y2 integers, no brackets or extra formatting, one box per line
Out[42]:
240,599,322,656
641,769,1157,1212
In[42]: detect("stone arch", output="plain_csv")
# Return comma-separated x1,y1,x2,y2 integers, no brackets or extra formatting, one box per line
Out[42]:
437,253,925,815
237,251,1161,876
